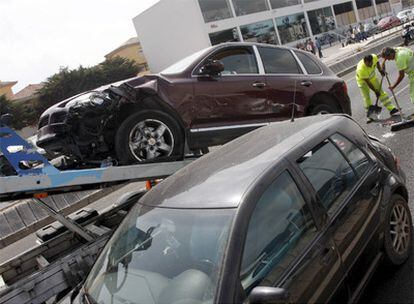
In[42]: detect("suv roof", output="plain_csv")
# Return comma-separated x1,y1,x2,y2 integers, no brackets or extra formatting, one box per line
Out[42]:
140,115,360,209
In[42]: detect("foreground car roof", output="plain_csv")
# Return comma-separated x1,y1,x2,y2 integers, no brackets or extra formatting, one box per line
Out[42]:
140,115,359,209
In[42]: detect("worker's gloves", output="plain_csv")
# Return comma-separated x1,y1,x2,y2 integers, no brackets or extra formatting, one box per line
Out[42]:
375,90,381,97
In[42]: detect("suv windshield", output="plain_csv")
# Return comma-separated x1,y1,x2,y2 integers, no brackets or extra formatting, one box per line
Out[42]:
84,204,234,304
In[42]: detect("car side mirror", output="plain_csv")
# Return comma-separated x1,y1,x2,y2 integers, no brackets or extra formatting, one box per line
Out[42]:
199,60,224,76
248,286,289,304
0,114,13,126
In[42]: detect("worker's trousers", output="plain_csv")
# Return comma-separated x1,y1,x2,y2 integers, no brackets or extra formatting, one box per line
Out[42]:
358,77,395,112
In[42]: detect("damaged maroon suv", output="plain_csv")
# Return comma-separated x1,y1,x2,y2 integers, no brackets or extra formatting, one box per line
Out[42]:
37,42,351,165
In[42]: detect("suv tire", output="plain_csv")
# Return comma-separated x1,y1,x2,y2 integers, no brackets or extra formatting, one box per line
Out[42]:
115,110,184,164
309,97,342,115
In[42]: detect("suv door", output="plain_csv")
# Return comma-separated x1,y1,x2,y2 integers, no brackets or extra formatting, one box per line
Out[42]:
238,170,345,303
297,135,382,301
192,46,268,138
256,46,309,119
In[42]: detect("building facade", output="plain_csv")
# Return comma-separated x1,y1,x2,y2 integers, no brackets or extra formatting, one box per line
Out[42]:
133,0,404,73
0,81,17,99
105,37,149,72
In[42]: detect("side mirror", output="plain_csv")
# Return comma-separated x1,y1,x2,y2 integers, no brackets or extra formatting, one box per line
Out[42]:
199,60,224,76
248,286,289,304
0,114,13,126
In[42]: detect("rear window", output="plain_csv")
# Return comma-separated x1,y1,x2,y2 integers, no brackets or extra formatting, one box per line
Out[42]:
258,47,301,74
294,51,322,74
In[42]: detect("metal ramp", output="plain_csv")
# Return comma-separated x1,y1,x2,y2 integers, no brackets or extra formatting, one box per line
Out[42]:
0,123,199,304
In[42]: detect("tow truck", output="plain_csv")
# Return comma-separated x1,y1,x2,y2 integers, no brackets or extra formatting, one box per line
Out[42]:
0,118,198,304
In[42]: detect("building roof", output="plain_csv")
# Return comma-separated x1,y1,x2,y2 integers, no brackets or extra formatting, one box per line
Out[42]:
105,37,141,59
12,83,44,100
0,81,17,89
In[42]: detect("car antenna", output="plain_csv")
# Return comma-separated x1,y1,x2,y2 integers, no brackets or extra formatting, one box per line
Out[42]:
290,80,297,122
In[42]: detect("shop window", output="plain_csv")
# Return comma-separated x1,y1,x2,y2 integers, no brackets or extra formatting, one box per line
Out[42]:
198,0,233,23
209,28,240,45
232,0,269,16
307,7,336,35
269,0,301,9
240,20,278,45
276,13,309,44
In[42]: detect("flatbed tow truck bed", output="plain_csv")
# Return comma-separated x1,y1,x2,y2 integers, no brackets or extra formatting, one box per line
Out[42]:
0,125,197,304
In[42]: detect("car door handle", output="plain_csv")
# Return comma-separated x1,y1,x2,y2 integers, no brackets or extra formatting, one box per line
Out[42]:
300,81,312,87
252,82,267,88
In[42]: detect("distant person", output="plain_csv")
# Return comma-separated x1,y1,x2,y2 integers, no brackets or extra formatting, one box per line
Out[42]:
315,37,323,58
356,54,398,122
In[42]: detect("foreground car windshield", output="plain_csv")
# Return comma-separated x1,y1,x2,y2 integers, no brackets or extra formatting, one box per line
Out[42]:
84,204,234,304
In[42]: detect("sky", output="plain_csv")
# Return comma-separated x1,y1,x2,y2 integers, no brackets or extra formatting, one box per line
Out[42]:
0,0,158,92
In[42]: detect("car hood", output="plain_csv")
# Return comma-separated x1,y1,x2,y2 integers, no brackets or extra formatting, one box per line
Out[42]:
40,74,162,116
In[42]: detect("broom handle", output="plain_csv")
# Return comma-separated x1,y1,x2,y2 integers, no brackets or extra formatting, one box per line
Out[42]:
384,71,404,115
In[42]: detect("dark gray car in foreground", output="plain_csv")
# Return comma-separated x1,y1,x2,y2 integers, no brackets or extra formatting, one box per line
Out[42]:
77,115,411,304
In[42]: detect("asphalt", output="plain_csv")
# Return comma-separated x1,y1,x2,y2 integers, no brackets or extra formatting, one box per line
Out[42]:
342,46,414,303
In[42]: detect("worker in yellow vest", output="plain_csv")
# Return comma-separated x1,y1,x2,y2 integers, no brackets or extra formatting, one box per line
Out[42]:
356,54,398,122
382,47,414,103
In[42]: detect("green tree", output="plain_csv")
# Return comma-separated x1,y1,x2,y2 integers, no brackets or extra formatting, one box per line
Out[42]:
36,57,140,114
0,94,37,130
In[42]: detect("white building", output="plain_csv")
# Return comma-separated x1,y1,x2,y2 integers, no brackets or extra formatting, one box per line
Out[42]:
133,0,404,73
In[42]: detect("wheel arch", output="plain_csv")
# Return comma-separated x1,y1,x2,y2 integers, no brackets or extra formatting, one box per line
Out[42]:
305,92,340,115
118,95,187,133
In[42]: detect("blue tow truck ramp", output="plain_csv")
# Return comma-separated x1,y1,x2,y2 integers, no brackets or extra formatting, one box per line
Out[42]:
0,124,197,304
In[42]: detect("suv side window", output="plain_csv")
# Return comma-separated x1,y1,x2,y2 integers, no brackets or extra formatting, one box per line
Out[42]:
298,139,358,214
331,134,371,178
294,51,323,74
209,47,258,75
240,171,317,293
258,47,301,74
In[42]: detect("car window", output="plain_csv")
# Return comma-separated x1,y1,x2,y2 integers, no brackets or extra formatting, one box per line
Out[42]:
298,139,358,214
331,134,371,178
240,171,317,293
209,47,258,75
294,51,322,74
258,47,301,74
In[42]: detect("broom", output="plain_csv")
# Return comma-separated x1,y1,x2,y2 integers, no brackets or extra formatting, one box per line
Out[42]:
384,72,414,131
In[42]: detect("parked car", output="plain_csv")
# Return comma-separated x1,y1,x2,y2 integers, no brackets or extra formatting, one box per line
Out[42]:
364,22,380,36
397,9,414,24
402,22,414,45
378,16,402,31
74,114,411,304
37,43,351,165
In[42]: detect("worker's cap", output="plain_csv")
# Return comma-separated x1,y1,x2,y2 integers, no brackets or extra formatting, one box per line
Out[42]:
381,47,395,57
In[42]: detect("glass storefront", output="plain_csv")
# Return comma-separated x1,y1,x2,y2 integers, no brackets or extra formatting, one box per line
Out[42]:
209,27,240,45
240,20,278,45
275,13,309,44
356,0,376,20
333,2,357,26
198,0,233,23
232,0,269,16
307,7,336,35
269,0,301,9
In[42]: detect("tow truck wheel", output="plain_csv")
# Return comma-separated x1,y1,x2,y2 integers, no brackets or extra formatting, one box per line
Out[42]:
115,110,184,164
